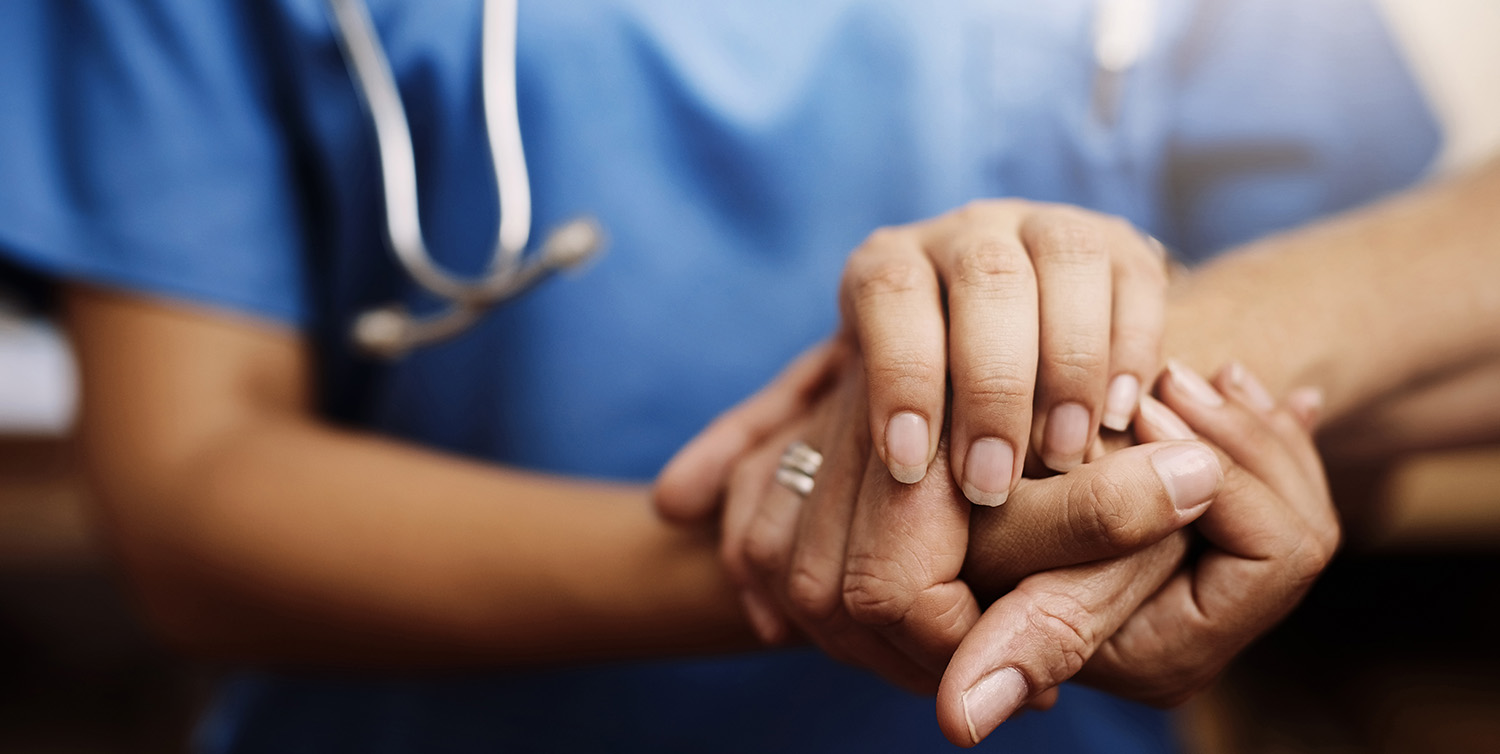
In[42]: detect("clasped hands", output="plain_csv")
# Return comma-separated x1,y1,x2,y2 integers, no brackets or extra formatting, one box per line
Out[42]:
655,201,1340,747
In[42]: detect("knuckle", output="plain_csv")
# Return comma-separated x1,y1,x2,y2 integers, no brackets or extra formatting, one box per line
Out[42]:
1020,590,1098,683
786,565,842,622
1027,212,1109,267
843,553,922,627
949,238,1032,291
1046,344,1108,383
954,198,1011,222
1075,473,1148,551
1320,518,1344,561
868,350,942,397
845,256,928,305
960,369,1033,411
1290,530,1334,582
862,225,909,249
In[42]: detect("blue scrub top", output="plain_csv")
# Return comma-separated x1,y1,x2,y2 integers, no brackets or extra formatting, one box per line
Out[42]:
0,1,1437,752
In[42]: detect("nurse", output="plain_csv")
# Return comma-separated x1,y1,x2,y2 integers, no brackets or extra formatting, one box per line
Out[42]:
0,0,1439,752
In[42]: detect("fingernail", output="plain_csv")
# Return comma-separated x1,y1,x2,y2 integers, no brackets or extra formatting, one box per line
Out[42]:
962,438,1015,507
1150,443,1222,511
1138,395,1194,440
1101,374,1140,431
961,667,1029,744
1167,360,1224,407
1226,361,1275,413
885,412,931,484
741,591,783,644
1043,402,1090,471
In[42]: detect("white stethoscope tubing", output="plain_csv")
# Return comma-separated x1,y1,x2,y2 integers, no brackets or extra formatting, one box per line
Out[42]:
326,0,602,357
326,0,1146,356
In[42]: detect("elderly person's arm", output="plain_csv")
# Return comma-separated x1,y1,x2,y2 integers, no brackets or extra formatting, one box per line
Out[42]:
1163,155,1500,453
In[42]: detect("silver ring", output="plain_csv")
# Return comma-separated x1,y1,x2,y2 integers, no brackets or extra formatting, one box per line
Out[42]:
774,441,823,497
780,441,823,476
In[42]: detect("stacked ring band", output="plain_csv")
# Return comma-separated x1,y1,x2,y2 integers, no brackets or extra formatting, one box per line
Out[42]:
774,441,823,496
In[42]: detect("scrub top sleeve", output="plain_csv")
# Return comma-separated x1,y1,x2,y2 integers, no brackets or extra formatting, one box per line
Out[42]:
1158,0,1441,260
0,1,311,326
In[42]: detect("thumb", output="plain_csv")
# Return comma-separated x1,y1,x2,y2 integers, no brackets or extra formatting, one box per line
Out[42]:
938,534,1189,746
964,440,1222,600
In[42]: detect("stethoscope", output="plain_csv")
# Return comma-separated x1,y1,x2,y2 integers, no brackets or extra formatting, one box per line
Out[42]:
327,0,605,358
327,0,1154,358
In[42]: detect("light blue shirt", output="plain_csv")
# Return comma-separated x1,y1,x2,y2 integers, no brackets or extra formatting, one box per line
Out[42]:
0,1,1437,751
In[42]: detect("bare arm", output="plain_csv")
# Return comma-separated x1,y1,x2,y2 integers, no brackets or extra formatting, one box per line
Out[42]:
66,285,751,667
1165,156,1500,454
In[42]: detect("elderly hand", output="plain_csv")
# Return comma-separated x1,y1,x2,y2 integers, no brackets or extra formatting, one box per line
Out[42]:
938,361,1337,745
657,348,1224,693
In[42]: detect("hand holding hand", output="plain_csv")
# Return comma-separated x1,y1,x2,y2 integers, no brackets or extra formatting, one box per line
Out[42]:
658,351,1224,694
839,200,1168,499
938,362,1337,746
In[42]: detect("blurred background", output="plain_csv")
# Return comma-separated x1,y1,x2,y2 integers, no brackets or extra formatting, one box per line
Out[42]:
2,1,1498,751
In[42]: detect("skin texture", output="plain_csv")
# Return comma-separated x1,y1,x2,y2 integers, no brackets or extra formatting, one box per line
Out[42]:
657,157,1500,743
937,364,1336,746
66,287,1204,670
837,200,1167,500
65,285,756,666
1161,156,1500,436
61,153,1500,729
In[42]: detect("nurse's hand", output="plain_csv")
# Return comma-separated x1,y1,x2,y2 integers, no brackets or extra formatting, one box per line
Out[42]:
839,200,1167,504
938,363,1337,746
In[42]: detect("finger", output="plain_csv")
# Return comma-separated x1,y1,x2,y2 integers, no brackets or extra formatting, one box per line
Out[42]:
1285,386,1325,431
842,440,980,672
740,371,942,693
1102,224,1168,432
1160,362,1303,490
1080,468,1329,706
1261,404,1339,551
962,439,1221,600
1087,382,1335,706
655,339,846,522
936,534,1189,746
1215,365,1329,499
740,474,807,642
1161,361,1322,526
720,424,807,644
839,228,945,485
1217,364,1333,516
1221,361,1276,414
782,369,866,630
1020,208,1114,472
922,211,1037,506
1268,388,1338,543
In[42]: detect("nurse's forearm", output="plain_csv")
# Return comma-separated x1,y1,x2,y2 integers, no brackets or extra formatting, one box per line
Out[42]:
65,286,752,667
147,423,752,666
1164,156,1500,455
